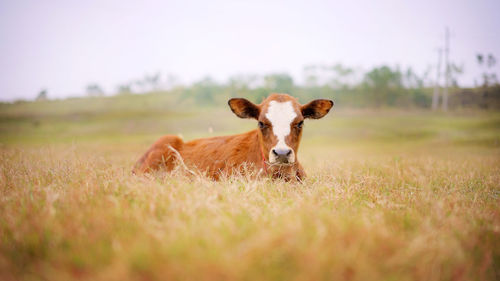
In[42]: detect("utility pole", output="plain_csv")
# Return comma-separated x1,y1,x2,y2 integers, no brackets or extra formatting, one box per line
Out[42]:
442,27,450,111
432,48,442,110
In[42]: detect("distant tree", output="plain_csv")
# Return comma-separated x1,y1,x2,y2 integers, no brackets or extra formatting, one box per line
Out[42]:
86,83,104,97
36,89,48,101
474,53,499,109
135,80,145,93
476,53,498,87
117,84,132,95
227,75,256,98
190,77,221,105
403,67,430,107
144,72,161,91
403,67,424,88
329,64,354,89
165,74,179,90
363,66,403,107
303,65,320,87
263,73,294,94
449,63,463,87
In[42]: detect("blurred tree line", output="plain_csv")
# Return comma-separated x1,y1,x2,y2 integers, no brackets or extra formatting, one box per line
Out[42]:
80,62,499,109
122,64,436,107
161,63,498,109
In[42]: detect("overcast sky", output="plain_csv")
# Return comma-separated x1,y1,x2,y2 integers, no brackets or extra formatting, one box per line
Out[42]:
0,0,499,101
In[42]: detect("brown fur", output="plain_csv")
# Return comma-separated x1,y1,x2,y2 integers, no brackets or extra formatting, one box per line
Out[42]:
133,93,333,180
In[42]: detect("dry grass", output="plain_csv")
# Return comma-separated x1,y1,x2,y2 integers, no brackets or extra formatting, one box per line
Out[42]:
1,142,499,281
0,97,499,280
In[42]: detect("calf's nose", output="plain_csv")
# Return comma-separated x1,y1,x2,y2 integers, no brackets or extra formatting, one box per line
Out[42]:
272,148,292,156
272,148,292,162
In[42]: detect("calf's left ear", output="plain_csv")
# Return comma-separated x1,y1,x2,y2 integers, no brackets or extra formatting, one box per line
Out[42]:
228,98,260,119
301,99,334,119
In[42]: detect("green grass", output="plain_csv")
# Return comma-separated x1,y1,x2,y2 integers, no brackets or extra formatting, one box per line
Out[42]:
1,93,499,280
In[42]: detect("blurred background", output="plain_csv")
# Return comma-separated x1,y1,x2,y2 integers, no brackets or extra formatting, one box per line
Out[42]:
0,0,499,104
0,0,499,146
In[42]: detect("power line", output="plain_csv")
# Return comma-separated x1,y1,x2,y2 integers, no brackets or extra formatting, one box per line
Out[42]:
432,48,442,110
442,27,450,111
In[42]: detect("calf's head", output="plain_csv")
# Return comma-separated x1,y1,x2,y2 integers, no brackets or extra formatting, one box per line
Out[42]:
228,94,333,165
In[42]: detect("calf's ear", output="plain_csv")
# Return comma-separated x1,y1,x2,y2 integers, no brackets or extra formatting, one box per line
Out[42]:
301,99,334,119
228,98,260,119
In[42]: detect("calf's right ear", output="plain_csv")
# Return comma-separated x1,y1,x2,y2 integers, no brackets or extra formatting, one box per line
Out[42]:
228,98,260,119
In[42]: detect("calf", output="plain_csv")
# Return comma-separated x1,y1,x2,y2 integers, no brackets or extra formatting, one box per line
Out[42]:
133,93,333,180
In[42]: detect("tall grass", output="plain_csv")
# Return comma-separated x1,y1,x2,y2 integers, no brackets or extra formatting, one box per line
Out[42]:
0,95,499,280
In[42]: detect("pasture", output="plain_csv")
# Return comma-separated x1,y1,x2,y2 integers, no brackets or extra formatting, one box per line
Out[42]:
1,93,499,280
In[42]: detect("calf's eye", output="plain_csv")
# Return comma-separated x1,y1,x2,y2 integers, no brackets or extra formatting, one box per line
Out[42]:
258,121,265,129
296,121,304,129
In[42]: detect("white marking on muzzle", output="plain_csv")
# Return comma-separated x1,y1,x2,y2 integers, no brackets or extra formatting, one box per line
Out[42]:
265,101,297,163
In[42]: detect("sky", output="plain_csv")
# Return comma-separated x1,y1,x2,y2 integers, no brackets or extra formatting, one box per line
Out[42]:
0,0,499,101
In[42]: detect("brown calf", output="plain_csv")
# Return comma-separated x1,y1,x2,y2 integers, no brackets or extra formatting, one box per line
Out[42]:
133,93,333,180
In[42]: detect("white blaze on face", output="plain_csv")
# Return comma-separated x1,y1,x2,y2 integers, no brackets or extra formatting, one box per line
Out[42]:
265,101,297,163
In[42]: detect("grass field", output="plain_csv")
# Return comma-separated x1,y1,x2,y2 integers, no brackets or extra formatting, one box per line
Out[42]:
1,93,499,280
